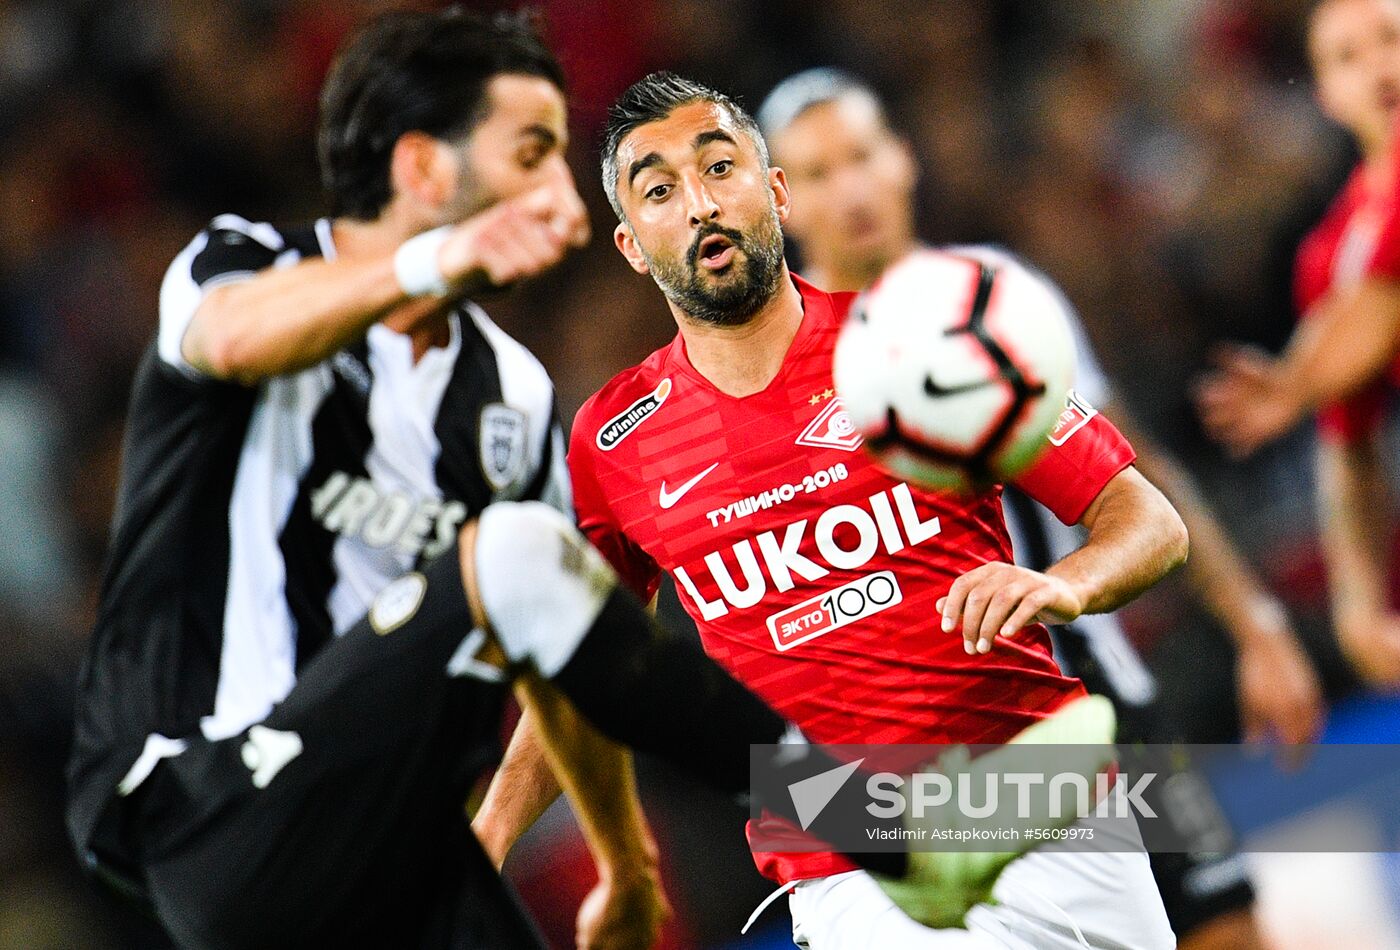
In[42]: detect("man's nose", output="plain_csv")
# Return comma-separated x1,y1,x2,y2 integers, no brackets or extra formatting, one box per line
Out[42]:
683,175,721,228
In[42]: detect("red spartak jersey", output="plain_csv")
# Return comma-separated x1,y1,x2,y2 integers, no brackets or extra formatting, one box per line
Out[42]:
1295,161,1400,444
569,274,1135,883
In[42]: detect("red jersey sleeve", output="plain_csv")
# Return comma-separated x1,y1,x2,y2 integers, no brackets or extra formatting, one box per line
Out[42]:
1011,391,1136,525
567,412,663,603
1366,132,1400,282
1317,382,1389,446
1366,199,1400,282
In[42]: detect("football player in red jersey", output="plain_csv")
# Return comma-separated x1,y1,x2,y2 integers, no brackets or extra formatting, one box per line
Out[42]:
482,73,1186,946
760,67,1325,950
1198,0,1400,686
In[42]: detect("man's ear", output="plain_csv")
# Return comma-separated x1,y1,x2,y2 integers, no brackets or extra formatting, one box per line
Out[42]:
614,222,651,275
770,166,792,225
389,131,455,210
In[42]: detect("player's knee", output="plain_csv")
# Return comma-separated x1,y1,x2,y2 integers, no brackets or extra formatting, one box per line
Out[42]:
471,502,617,677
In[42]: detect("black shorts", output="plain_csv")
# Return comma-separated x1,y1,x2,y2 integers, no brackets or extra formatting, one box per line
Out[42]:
99,550,543,950
1051,624,1257,938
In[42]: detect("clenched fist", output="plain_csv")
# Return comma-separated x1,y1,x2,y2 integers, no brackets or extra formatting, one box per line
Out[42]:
438,163,590,291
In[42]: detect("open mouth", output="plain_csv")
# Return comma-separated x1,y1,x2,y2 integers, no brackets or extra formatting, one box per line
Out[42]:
697,234,738,271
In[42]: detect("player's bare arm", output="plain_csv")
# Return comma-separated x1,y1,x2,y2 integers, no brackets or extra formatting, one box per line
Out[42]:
183,173,586,384
507,676,669,950
938,466,1187,654
473,696,670,950
473,702,562,869
459,521,669,950
475,592,663,871
1110,404,1323,744
1197,281,1400,457
1317,436,1400,685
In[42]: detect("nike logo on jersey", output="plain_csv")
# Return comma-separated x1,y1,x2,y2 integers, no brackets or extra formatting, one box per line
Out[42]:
659,462,720,509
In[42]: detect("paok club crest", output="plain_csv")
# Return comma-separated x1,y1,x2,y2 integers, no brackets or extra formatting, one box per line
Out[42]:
479,404,528,492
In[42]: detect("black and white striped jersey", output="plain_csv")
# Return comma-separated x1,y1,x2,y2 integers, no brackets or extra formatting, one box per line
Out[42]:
69,215,568,852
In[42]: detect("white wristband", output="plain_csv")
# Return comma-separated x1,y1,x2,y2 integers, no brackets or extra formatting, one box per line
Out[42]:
393,225,453,297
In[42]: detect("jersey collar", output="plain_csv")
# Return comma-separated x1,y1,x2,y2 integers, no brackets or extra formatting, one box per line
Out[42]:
664,273,836,399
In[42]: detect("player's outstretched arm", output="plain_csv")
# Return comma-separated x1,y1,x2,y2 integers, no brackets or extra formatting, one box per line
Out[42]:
1285,279,1400,405
1317,437,1400,686
473,702,564,868
1110,404,1324,745
1197,280,1400,458
939,467,1187,653
475,596,665,870
183,174,587,385
480,676,670,950
1044,466,1188,614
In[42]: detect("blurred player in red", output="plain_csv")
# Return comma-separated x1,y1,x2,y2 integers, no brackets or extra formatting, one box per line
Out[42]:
1199,0,1400,686
759,67,1324,950
482,72,1186,947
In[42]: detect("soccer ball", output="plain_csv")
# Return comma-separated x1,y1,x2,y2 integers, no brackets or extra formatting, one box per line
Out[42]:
833,248,1077,491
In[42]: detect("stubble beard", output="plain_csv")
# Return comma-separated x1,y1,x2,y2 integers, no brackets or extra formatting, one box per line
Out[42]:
645,204,786,327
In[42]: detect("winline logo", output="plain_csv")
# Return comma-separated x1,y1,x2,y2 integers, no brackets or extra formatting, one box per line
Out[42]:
596,378,672,451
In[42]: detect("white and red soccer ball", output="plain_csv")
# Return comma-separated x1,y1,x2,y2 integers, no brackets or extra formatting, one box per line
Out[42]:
833,248,1077,491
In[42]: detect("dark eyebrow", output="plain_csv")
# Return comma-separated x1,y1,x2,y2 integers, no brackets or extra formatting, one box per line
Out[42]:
694,129,737,150
520,124,559,149
627,129,737,187
627,152,664,186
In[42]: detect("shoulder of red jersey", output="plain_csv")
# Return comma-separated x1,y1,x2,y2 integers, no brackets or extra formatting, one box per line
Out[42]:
1295,165,1368,313
792,272,858,323
1299,166,1367,261
573,341,677,454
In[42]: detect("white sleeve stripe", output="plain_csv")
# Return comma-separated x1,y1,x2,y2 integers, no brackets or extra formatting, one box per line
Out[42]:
157,220,300,379
209,213,286,251
157,232,211,376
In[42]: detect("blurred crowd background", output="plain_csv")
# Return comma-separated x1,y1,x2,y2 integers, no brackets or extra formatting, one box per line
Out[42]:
0,0,1393,947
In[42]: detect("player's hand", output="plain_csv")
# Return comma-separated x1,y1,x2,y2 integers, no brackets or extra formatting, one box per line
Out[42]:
1338,611,1400,688
937,562,1084,655
1231,597,1324,747
438,165,590,291
1195,344,1304,458
575,864,670,950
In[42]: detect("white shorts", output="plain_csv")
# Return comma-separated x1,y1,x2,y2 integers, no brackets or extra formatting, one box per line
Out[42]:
789,812,1175,949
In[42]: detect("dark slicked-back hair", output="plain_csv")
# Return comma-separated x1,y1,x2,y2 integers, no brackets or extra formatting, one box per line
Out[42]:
600,71,769,221
318,7,565,220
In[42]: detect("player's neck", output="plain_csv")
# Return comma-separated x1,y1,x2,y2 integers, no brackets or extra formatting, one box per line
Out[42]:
674,267,805,398
332,215,454,363
805,258,883,294
805,240,916,294
1363,143,1396,195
